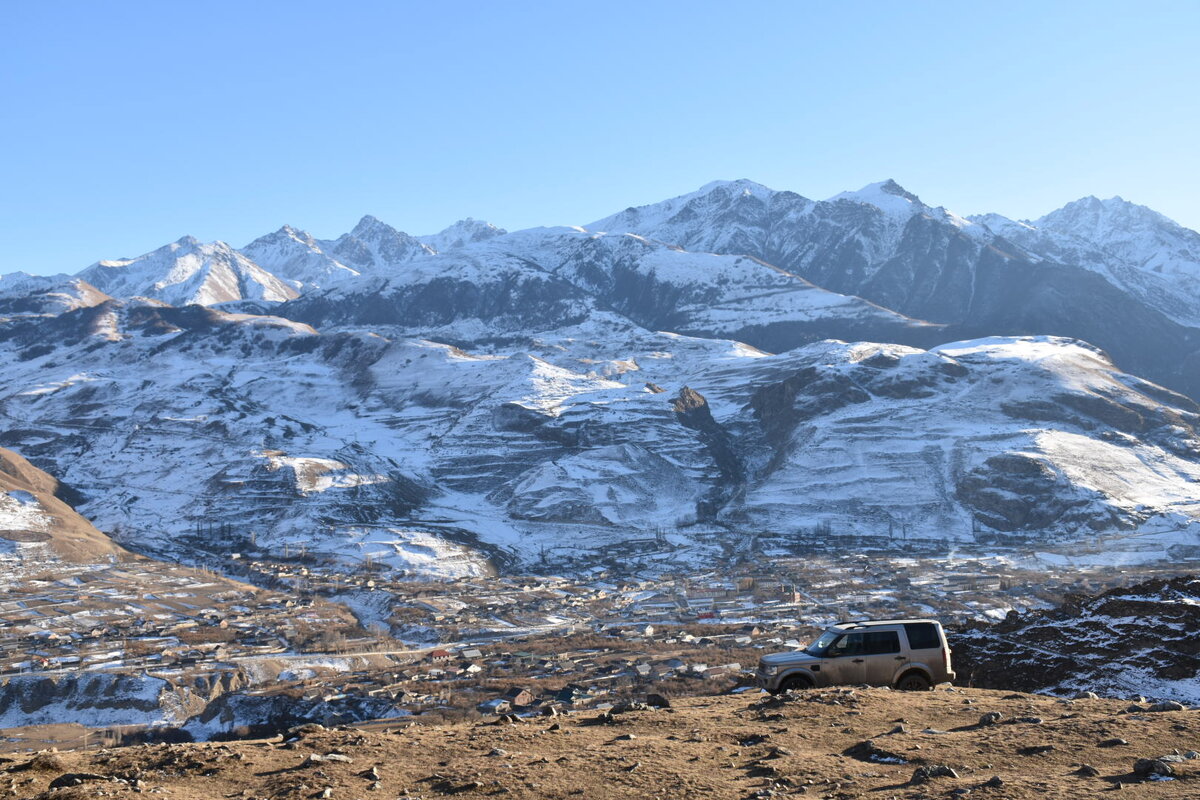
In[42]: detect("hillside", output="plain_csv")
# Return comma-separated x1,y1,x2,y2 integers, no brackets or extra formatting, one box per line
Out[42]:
0,446,127,563
5,687,1197,799
2,178,1200,577
952,575,1200,703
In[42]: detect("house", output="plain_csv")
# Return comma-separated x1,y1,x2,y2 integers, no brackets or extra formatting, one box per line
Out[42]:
477,698,511,714
428,649,453,663
554,685,593,706
502,686,536,707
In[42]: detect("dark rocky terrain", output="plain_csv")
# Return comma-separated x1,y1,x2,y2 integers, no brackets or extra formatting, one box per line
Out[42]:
952,576,1200,702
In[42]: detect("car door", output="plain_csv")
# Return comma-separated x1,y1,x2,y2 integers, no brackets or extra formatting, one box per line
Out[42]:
823,632,866,684
860,630,903,685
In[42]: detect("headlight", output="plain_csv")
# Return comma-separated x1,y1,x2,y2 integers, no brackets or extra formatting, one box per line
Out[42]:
759,664,779,675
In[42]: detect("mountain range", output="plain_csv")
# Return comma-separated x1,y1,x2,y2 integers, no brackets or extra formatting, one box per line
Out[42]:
1,179,1199,577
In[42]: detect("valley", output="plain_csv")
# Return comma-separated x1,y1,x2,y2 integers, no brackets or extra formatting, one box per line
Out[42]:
1,177,1200,770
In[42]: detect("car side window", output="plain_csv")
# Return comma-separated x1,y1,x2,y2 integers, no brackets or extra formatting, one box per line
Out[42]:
904,623,941,650
862,630,900,655
828,632,864,657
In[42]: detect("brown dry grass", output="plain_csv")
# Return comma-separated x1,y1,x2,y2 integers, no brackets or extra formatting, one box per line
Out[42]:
5,687,1199,799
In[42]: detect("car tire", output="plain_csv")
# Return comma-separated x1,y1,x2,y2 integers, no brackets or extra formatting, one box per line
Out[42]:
778,674,814,693
896,672,932,691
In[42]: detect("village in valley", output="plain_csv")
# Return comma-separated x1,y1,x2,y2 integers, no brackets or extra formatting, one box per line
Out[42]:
2,530,1192,749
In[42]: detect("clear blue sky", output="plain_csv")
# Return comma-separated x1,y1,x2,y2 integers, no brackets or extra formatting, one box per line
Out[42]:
3,1,1198,275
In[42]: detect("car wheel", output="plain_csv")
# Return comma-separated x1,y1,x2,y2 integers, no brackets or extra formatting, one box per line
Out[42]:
779,674,813,693
896,672,932,691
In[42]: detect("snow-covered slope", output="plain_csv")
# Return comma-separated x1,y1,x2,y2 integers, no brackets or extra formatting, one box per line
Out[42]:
703,335,1200,548
240,225,359,289
0,445,127,563
418,218,506,253
0,288,1197,578
80,237,299,305
972,196,1200,327
587,178,995,323
0,273,111,316
4,179,1200,579
316,215,435,273
283,226,936,351
585,179,1200,402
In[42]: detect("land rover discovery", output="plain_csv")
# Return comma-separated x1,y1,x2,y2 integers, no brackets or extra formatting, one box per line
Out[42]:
757,619,955,693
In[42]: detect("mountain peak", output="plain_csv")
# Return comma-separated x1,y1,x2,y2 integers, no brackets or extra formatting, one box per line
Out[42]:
418,218,507,253
694,178,775,198
829,179,924,214
1035,194,1174,232
350,214,398,238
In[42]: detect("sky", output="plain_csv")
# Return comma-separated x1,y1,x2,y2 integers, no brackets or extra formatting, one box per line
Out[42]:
2,1,1198,275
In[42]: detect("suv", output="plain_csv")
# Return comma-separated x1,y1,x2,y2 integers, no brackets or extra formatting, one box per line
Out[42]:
757,619,955,693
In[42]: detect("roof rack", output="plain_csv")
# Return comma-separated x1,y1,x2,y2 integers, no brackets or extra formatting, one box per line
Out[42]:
834,618,935,626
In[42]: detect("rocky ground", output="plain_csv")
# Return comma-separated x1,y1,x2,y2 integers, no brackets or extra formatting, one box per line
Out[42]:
3,687,1198,799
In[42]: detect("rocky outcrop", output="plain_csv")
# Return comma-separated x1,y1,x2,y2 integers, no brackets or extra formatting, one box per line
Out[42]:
951,576,1200,702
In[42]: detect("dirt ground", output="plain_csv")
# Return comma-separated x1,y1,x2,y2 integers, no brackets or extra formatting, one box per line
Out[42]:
3,686,1198,799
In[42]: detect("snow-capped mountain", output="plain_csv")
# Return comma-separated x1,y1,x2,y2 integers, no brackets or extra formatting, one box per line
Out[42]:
315,215,434,273
417,218,507,253
3,179,1200,579
240,225,359,289
79,236,299,305
587,178,991,323
282,226,935,350
972,196,1200,327
585,179,1200,401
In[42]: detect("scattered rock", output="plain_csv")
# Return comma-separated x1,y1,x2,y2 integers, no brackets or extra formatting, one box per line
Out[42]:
910,764,958,784
1015,716,1044,724
1124,704,1146,713
1147,700,1186,712
844,740,907,764
614,733,636,741
488,748,507,757
646,694,671,709
48,773,112,789
1133,758,1175,778
978,711,1002,726
303,753,354,766
1076,764,1101,777
982,776,1004,788
1098,738,1129,748
1018,745,1056,756
1075,691,1101,700
288,723,327,738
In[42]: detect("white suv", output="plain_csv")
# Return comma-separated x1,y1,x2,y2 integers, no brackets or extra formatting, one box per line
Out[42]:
757,619,955,693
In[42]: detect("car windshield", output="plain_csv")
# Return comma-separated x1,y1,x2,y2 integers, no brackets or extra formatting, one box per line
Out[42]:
805,630,839,656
